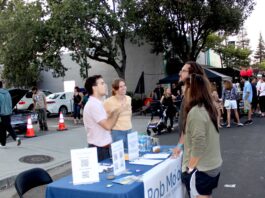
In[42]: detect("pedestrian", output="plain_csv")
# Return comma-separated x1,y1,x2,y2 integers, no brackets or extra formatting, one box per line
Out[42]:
251,77,258,115
73,86,83,124
211,82,223,128
160,88,176,132
181,74,222,198
222,80,243,128
83,75,125,161
258,74,265,117
104,78,132,152
153,84,164,100
241,76,253,124
0,81,21,147
32,86,48,131
172,61,206,156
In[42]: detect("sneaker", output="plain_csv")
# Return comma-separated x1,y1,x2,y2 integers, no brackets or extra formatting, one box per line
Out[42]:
16,138,21,146
0,145,7,149
244,120,253,125
237,123,244,127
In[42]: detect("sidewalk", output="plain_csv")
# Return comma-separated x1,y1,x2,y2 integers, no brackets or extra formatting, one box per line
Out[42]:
0,127,87,191
0,115,152,192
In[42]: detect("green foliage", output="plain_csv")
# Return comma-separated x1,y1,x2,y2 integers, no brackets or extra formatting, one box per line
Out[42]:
45,0,139,79
254,33,265,64
0,0,46,88
137,0,255,64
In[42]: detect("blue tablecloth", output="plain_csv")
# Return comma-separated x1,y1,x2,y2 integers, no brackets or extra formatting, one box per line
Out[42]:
46,146,173,198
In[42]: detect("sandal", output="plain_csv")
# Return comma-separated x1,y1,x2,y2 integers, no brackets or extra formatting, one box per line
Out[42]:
226,125,231,128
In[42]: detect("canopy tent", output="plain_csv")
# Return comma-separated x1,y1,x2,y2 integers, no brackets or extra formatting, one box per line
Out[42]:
158,68,232,84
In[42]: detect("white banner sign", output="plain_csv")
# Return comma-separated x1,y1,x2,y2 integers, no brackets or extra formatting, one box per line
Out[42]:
142,155,184,198
127,131,139,161
70,148,99,185
111,140,126,176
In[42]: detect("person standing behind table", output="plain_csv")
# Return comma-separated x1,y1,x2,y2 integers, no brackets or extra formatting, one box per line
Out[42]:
160,88,176,132
241,76,253,125
181,74,222,198
83,75,124,162
258,74,265,117
104,79,132,152
222,80,243,128
0,81,21,147
73,86,83,124
32,86,48,131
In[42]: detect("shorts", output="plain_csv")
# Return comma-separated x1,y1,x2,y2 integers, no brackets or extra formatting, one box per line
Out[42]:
244,100,251,110
224,100,237,109
182,170,220,196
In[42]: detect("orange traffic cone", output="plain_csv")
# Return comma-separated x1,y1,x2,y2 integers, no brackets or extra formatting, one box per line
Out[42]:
57,112,68,131
25,116,36,138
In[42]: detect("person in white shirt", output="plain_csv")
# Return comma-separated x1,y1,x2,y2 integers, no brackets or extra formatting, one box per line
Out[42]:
83,75,125,161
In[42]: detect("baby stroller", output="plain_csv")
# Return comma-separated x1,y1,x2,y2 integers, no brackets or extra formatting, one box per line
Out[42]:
146,101,169,136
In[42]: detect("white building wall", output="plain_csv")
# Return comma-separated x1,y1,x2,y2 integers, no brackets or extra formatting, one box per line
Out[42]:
38,40,164,96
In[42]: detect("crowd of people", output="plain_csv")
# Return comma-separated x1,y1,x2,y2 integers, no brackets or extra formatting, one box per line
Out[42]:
1,59,264,197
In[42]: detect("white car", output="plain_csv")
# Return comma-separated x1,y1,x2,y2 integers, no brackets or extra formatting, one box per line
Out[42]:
17,90,52,110
46,92,74,116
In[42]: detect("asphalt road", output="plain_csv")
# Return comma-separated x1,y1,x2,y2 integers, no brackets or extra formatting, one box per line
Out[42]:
3,114,265,198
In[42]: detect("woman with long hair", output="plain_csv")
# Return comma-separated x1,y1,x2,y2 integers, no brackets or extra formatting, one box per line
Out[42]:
104,78,132,152
182,74,222,198
222,80,243,128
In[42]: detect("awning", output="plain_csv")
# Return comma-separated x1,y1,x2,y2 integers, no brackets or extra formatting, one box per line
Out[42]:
158,68,232,84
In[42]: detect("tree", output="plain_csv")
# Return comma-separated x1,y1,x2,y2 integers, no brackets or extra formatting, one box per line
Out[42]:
45,0,140,79
205,33,251,68
137,0,255,64
254,33,265,64
237,27,250,49
0,0,47,87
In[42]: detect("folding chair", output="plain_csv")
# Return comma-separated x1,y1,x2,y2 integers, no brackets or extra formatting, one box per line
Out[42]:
15,168,53,198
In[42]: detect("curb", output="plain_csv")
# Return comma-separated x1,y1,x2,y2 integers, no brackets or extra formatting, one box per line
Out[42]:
0,160,71,192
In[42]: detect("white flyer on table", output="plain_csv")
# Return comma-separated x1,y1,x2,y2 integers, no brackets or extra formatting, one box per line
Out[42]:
111,140,126,176
142,153,170,159
70,147,99,185
129,159,163,166
127,131,139,161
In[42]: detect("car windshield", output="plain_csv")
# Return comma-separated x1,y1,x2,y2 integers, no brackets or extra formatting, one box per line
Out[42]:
47,94,60,99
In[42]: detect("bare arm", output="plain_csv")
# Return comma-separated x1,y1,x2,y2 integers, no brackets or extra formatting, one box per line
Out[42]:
98,109,121,131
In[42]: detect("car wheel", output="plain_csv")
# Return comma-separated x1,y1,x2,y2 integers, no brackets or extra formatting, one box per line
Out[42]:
59,106,68,116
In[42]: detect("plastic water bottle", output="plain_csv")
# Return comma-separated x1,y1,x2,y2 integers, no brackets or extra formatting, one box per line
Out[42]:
139,136,145,152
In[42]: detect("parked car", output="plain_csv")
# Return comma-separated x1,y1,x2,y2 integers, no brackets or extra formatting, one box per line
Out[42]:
46,92,74,116
9,89,38,133
17,90,52,110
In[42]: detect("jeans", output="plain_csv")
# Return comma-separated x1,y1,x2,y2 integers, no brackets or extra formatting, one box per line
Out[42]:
0,115,17,146
73,104,81,119
88,144,110,162
111,129,132,153
36,108,48,130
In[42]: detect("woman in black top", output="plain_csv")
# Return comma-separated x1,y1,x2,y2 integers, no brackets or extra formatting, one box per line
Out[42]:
73,86,83,124
160,88,176,131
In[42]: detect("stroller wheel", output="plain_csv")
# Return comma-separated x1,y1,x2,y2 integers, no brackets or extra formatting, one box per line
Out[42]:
147,129,151,136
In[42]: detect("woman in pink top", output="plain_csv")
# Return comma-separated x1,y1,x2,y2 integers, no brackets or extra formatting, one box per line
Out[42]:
104,79,132,152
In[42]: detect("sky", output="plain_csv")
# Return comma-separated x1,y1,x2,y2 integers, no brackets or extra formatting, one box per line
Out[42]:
245,0,265,51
